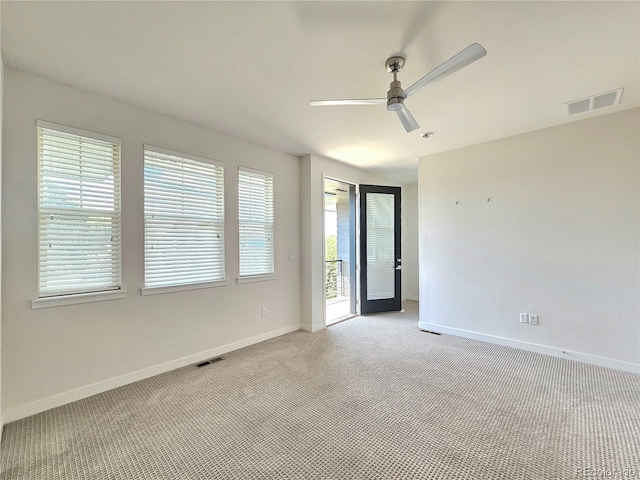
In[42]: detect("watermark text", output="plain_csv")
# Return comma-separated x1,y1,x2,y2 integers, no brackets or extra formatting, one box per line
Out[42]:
576,467,637,478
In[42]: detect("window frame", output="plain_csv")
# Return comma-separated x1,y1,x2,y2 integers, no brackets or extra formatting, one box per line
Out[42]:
32,120,125,309
141,145,227,295
237,166,276,283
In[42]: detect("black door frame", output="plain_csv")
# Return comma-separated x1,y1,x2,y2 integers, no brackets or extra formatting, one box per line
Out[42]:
359,184,402,314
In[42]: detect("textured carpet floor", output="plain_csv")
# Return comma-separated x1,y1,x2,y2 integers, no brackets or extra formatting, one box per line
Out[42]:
1,302,639,480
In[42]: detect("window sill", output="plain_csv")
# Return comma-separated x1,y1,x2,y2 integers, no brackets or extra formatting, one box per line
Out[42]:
32,290,127,309
140,279,228,296
236,273,276,284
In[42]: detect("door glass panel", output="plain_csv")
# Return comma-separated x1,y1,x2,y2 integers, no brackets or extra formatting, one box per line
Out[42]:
325,178,356,325
366,192,395,300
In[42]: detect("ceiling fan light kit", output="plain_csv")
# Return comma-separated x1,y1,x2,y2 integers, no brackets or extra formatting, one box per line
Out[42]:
310,43,487,133
386,81,405,112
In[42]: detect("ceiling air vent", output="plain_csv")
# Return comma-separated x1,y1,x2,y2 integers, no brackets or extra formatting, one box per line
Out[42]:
564,88,623,116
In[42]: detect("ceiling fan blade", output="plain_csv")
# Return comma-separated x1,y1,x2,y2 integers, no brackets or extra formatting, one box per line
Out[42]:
403,43,487,98
396,106,420,133
310,98,387,106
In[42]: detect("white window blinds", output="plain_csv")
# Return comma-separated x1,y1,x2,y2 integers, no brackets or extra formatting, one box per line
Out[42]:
238,167,274,277
365,192,395,300
144,147,225,288
37,121,122,297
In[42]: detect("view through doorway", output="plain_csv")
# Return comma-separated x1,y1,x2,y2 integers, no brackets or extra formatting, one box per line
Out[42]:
324,177,356,325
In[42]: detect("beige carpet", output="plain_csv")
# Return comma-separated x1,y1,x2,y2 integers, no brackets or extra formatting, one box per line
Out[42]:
1,301,638,479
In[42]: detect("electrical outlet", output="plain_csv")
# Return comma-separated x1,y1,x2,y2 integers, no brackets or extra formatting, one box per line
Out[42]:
519,313,529,324
529,314,538,325
261,307,268,317
288,252,293,262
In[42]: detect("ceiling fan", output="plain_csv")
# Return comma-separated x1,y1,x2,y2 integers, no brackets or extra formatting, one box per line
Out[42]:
310,43,487,133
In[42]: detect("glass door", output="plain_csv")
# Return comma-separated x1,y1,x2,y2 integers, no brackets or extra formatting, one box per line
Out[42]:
324,178,357,325
359,185,401,314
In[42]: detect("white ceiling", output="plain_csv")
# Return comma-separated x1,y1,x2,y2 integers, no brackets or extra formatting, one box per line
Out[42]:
2,1,638,183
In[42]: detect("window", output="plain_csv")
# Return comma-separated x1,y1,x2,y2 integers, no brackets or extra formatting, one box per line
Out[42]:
37,121,122,298
143,146,225,292
238,167,275,280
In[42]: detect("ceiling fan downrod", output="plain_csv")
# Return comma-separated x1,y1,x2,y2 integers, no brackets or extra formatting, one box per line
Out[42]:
385,56,406,112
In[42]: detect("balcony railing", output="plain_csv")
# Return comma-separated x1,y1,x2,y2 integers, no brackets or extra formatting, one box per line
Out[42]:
325,259,344,299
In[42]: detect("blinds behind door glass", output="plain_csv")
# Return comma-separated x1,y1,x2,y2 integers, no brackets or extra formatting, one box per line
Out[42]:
238,168,274,276
144,148,225,287
38,124,121,297
366,192,395,300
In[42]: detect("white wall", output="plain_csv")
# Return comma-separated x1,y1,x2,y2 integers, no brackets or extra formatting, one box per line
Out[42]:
0,7,4,434
300,154,402,332
418,108,640,373
401,183,419,301
2,69,302,421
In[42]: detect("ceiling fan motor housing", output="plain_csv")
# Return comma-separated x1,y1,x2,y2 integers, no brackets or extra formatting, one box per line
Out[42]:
387,80,405,111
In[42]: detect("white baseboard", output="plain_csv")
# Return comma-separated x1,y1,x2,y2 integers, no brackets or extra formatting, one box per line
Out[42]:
301,323,324,333
417,322,640,375
2,324,301,425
